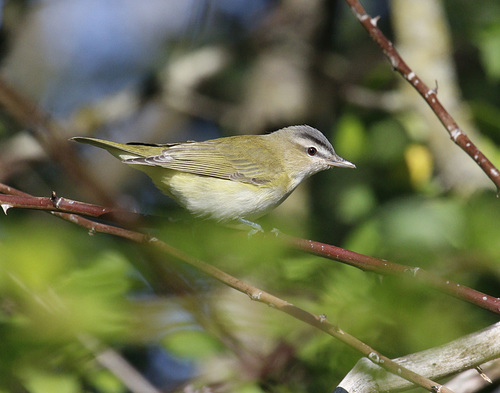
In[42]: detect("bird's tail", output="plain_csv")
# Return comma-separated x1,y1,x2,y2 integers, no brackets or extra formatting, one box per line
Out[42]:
70,137,159,161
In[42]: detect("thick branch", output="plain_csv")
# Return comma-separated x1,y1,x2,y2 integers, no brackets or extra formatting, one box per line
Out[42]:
336,322,500,392
343,0,500,190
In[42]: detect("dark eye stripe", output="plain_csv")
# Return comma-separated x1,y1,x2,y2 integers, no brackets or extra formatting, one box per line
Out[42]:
298,132,334,154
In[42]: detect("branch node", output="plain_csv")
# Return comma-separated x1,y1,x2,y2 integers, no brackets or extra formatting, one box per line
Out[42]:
449,128,463,142
368,352,380,364
50,191,62,208
250,291,262,301
406,71,415,81
319,314,327,323
424,88,437,99
390,56,398,70
358,13,370,22
405,266,421,277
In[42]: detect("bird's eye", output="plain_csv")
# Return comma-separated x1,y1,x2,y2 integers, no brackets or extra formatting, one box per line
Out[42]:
307,147,317,156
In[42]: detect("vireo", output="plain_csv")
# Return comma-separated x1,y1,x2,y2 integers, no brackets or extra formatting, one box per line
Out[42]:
72,125,355,231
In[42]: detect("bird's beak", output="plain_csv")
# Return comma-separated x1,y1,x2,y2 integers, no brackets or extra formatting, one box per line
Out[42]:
328,155,356,169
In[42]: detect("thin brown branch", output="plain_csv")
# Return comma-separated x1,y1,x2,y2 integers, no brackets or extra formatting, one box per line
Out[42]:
91,234,455,392
2,186,498,318
0,182,30,197
286,235,500,316
0,184,452,392
343,0,500,190
3,187,497,317
0,192,143,226
0,193,113,216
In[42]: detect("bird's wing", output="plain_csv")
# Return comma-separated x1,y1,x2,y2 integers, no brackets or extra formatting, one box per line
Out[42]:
124,140,278,185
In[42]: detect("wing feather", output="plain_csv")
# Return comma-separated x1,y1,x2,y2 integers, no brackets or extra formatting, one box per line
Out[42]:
124,139,281,185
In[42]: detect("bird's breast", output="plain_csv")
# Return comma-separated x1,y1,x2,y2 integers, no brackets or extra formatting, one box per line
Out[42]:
158,171,291,222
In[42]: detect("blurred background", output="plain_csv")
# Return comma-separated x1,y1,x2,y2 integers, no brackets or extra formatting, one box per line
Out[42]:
0,0,499,392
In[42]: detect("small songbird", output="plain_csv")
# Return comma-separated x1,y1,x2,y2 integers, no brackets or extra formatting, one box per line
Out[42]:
72,125,355,232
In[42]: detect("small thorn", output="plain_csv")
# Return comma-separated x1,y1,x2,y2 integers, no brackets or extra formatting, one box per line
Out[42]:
475,366,492,384
1,204,13,215
370,15,381,26
432,80,439,94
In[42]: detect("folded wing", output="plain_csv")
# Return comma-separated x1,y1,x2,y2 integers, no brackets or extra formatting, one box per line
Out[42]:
124,141,278,185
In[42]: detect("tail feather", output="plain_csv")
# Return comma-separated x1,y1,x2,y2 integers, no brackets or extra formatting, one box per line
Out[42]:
70,137,164,161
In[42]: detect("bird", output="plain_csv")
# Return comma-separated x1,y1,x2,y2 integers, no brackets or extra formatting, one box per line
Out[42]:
71,125,355,232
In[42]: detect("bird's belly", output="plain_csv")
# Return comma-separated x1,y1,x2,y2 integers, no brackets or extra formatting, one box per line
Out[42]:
156,171,289,222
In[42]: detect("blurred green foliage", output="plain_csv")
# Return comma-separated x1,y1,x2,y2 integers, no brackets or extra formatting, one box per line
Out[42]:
1,1,500,392
0,221,134,391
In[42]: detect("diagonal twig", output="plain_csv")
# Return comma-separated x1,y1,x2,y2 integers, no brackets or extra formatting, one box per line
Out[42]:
343,0,500,190
2,188,498,317
0,183,453,393
286,235,500,316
